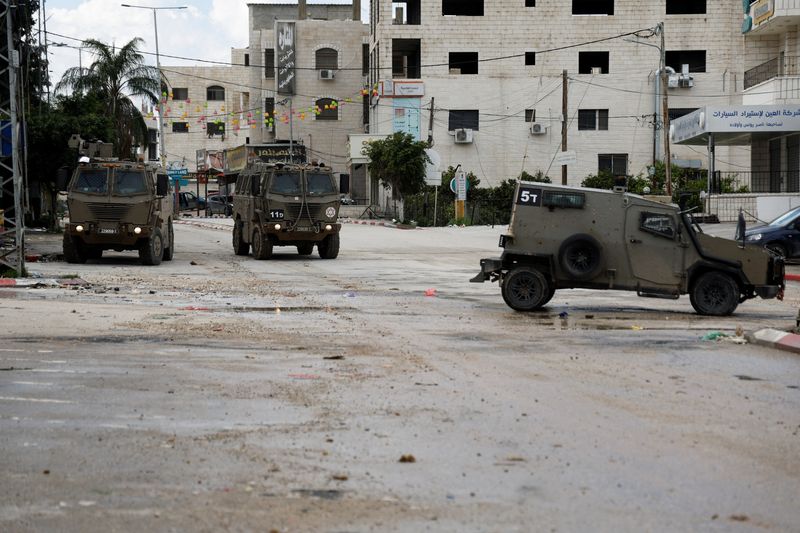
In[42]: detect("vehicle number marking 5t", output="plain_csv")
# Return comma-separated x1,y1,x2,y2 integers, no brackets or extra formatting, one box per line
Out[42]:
517,187,542,206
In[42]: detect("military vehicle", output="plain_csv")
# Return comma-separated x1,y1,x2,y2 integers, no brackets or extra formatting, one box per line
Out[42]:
231,162,343,259
471,181,785,316
60,158,174,265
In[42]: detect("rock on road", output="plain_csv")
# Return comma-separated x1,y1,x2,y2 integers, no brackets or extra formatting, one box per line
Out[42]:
1,221,799,532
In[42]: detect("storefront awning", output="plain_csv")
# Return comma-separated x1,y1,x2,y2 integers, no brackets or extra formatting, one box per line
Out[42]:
671,105,800,146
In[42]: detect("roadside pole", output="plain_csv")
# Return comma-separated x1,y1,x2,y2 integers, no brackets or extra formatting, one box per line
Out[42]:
562,69,568,185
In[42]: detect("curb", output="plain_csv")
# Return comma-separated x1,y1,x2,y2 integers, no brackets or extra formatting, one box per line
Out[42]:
0,278,61,288
786,273,800,282
747,328,800,354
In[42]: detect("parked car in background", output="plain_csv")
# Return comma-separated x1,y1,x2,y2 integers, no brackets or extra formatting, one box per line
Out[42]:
175,191,206,212
742,206,800,259
206,194,233,216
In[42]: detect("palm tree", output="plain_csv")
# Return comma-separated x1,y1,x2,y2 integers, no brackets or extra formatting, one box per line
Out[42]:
56,37,160,159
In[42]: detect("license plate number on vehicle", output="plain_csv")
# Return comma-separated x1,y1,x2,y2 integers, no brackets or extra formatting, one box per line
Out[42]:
99,228,117,234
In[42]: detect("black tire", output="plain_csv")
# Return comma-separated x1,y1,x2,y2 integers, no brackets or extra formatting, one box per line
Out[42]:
86,246,103,260
297,242,314,256
233,220,249,256
765,242,788,258
690,271,740,316
501,266,552,312
63,234,87,264
139,228,164,266
252,226,273,260
558,234,604,280
224,205,233,217
162,219,174,261
318,233,340,259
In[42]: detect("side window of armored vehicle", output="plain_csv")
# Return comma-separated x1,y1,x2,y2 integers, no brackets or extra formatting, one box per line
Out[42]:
237,174,250,195
542,190,585,209
639,212,676,239
270,171,302,195
306,172,336,195
113,170,148,194
74,168,108,194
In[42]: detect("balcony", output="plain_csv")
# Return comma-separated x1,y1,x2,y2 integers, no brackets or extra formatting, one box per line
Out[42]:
743,55,800,103
748,0,800,35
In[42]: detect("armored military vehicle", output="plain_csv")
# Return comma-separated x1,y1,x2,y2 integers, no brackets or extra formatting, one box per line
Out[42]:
231,162,342,259
471,181,784,316
60,159,174,265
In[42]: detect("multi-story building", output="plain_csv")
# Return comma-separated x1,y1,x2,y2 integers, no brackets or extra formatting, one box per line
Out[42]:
368,0,748,187
159,2,367,179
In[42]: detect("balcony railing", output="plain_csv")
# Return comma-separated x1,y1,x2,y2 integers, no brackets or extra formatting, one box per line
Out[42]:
714,171,800,193
744,55,800,90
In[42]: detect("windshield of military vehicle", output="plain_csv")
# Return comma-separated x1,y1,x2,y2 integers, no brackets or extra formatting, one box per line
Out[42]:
113,170,148,195
74,169,108,194
306,172,336,195
270,171,302,195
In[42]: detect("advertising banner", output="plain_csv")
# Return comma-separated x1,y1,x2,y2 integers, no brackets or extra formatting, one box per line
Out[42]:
276,21,296,95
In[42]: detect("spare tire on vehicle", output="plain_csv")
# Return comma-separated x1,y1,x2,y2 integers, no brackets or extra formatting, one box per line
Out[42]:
558,233,604,281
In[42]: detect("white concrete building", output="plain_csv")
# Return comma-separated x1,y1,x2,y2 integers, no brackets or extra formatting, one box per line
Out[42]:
368,0,748,187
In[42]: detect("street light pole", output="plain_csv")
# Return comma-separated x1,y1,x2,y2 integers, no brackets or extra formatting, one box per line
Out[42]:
121,4,186,167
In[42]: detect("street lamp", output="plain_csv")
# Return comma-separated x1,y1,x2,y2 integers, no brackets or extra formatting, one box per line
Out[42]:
121,3,187,167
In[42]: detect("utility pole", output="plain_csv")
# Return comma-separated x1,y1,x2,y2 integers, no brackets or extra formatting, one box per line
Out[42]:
561,69,568,185
288,97,294,163
659,22,672,196
427,97,435,146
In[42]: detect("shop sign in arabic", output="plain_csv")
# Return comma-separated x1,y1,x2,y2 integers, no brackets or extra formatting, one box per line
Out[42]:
276,21,296,95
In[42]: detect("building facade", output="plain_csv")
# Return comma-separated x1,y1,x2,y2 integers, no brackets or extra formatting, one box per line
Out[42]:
368,0,748,187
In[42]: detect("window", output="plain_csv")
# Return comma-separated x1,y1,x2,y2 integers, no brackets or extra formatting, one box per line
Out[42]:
207,86,225,101
74,169,108,194
525,52,536,66
639,212,676,239
573,0,613,15
665,50,706,73
315,98,338,121
306,172,336,195
525,0,535,6
316,48,338,70
666,0,705,15
598,154,627,176
171,88,188,101
244,53,249,67
668,108,698,122
578,109,609,131
525,109,536,122
207,122,225,137
265,97,275,132
113,170,147,195
392,39,421,78
392,1,421,24
265,48,275,78
449,110,479,131
362,43,369,75
543,191,585,209
270,171,302,195
449,52,479,75
579,51,609,74
172,122,189,133
443,0,483,16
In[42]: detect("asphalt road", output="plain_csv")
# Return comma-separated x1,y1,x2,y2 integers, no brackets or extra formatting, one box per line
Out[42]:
1,221,799,532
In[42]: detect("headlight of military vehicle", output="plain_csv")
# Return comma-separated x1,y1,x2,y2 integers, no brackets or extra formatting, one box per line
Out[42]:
325,207,336,219
75,225,84,233
274,223,282,231
746,233,762,242
133,227,142,235
325,224,332,231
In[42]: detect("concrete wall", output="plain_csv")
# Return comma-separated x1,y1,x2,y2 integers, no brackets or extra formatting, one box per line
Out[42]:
369,0,748,187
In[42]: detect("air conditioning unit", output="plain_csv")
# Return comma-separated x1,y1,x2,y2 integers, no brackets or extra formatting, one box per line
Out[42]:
679,75,694,88
530,122,547,135
319,69,335,80
454,128,473,144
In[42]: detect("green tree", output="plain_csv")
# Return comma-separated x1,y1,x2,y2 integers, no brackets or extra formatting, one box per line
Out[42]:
365,132,430,211
56,37,159,158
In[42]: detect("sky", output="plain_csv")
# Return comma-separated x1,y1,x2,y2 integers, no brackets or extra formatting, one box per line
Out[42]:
43,0,368,90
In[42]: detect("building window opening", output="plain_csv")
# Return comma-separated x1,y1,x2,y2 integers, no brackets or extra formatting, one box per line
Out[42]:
171,88,188,100
666,0,705,15
448,110,479,131
526,0,535,6
578,51,609,74
244,53,250,66
525,109,536,122
449,52,479,75
573,0,613,15
172,122,189,133
525,52,536,66
265,48,275,79
392,1,421,25
665,50,706,73
316,98,338,121
668,108,698,122
443,0,483,16
598,153,627,176
207,85,225,101
392,39,421,78
578,109,609,130
207,122,225,138
316,48,338,70
265,98,275,133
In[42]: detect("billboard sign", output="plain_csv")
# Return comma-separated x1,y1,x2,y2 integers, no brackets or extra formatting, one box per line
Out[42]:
276,21,296,95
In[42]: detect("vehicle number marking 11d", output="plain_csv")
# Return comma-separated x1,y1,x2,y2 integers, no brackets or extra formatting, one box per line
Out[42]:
516,187,542,206
270,210,285,219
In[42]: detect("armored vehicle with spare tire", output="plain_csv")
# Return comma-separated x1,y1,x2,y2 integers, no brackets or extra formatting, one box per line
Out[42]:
60,159,174,265
231,162,343,259
471,181,785,316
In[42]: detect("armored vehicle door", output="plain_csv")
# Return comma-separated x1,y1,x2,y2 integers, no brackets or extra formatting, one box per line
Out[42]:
624,204,685,288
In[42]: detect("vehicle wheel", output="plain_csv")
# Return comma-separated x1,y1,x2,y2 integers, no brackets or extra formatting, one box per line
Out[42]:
224,205,233,217
233,220,249,256
558,234,604,280
162,219,174,261
252,226,273,260
765,242,788,258
63,234,87,264
297,242,314,256
501,267,551,311
85,246,103,260
690,271,740,316
139,228,163,266
318,233,340,259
